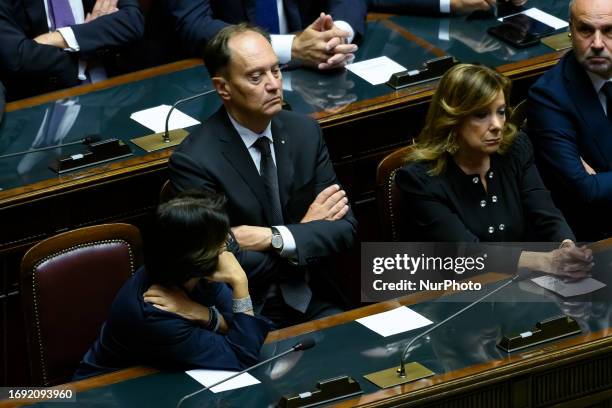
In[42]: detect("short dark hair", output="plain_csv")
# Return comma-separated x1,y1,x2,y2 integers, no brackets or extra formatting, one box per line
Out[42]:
203,23,271,77
144,190,229,286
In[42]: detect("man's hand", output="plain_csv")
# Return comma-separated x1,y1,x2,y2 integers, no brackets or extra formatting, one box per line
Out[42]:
450,0,495,14
301,184,349,223
581,157,597,175
33,31,68,49
231,225,273,252
292,13,358,70
85,0,119,23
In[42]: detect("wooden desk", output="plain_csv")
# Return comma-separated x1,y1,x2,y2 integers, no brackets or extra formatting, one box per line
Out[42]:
0,2,571,386
2,263,612,408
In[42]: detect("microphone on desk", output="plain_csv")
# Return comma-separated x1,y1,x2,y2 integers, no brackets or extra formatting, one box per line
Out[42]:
0,135,102,159
175,338,316,408
366,272,526,389
131,89,218,153
397,274,521,377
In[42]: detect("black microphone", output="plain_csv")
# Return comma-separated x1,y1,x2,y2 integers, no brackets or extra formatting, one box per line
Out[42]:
161,89,217,144
397,274,521,377
176,338,316,408
0,135,102,159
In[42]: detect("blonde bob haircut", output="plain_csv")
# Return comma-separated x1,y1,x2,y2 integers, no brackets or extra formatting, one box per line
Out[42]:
406,63,518,176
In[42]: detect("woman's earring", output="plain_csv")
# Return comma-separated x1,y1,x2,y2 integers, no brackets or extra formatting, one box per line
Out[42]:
446,131,459,155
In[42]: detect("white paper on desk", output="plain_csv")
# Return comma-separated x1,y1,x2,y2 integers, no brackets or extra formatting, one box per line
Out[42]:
499,7,568,30
346,56,407,86
356,306,433,337
531,276,606,297
130,105,201,133
185,369,260,393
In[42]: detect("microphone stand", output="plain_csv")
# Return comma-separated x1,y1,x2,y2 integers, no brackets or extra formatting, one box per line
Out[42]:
131,89,217,153
365,274,521,389
0,135,101,159
398,274,520,377
176,339,315,408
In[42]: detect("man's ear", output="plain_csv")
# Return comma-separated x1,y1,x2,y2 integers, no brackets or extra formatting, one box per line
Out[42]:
212,76,231,101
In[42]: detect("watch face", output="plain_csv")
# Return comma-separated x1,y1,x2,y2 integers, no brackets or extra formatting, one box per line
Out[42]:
272,233,283,249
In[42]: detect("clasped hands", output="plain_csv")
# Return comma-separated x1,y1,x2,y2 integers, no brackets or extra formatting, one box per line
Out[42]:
520,240,594,280
232,184,349,251
292,12,358,70
451,0,527,14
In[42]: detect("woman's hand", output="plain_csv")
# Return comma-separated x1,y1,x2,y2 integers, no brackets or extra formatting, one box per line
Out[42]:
208,251,251,311
207,252,248,288
144,284,228,332
144,285,195,317
544,243,594,279
520,241,594,279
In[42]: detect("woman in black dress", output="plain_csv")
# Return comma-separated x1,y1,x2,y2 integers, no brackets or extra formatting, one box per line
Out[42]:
396,64,592,277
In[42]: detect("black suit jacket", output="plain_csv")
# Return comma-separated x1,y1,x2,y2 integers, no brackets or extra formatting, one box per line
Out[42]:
528,51,612,240
0,0,144,101
169,107,357,270
367,0,441,15
165,0,367,56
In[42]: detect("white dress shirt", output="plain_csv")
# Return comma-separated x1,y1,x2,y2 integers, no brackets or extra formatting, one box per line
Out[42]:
227,112,298,258
42,0,106,82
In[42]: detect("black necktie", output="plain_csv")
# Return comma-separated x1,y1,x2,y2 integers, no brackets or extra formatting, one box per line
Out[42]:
253,136,312,313
601,82,612,123
253,137,283,225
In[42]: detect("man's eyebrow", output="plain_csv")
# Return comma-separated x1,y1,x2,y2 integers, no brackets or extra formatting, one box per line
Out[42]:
245,61,281,74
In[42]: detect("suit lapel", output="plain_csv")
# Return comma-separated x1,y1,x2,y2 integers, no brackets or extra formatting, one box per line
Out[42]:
271,115,294,209
283,0,303,31
564,53,612,167
217,110,275,225
24,0,49,35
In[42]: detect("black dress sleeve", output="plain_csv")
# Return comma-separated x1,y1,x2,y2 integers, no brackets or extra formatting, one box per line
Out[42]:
511,133,576,242
395,162,480,242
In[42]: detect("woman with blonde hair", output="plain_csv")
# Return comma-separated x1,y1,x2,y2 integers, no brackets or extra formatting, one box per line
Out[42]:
396,63,592,278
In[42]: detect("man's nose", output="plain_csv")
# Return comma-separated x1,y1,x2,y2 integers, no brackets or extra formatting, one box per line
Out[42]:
265,72,281,91
592,30,605,50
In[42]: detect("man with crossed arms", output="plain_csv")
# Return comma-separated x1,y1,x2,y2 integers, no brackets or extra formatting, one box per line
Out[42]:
169,24,357,327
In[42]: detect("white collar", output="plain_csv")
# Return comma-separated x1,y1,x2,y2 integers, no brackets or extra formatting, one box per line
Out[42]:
226,112,273,150
586,70,612,93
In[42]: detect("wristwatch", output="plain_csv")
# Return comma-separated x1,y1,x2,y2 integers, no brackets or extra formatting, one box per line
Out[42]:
271,227,284,252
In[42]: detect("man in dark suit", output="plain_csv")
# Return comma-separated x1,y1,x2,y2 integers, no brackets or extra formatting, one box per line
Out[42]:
164,0,365,70
0,80,5,123
528,0,612,241
367,0,526,15
169,24,357,327
0,0,144,101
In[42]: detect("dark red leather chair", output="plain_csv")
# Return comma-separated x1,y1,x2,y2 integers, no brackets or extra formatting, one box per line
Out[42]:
376,145,413,241
159,179,176,203
20,223,142,386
